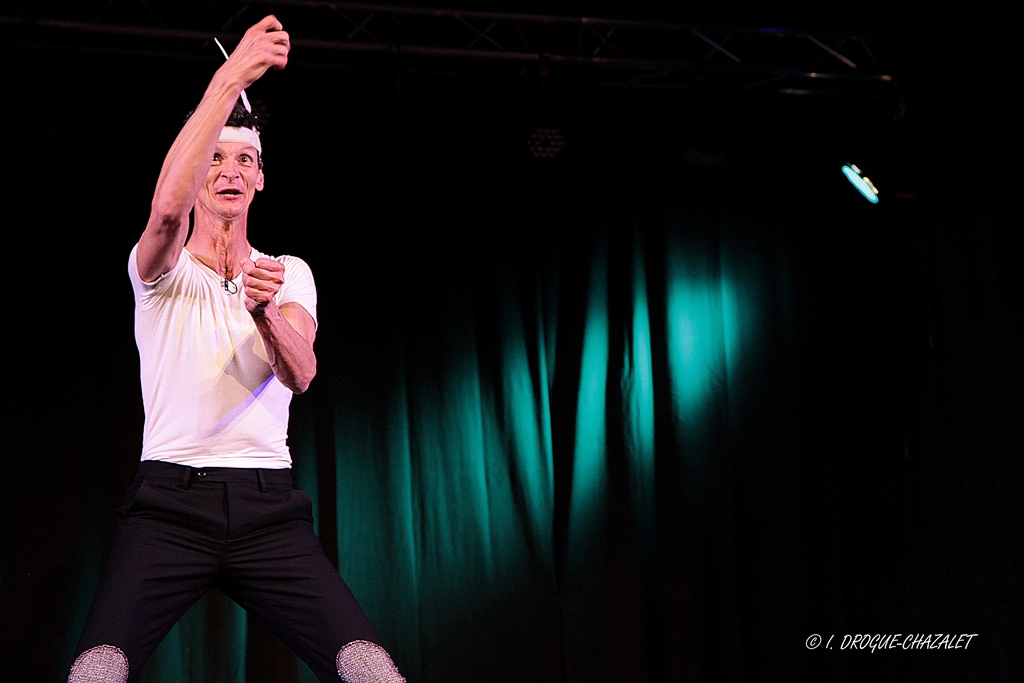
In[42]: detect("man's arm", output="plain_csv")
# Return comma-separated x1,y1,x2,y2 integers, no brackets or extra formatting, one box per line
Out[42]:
136,16,290,282
242,258,317,394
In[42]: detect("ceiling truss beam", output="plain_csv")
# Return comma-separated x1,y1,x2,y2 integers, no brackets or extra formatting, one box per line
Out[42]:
2,1,899,96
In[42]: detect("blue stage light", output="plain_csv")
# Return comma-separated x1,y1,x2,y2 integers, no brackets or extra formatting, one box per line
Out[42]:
842,164,879,203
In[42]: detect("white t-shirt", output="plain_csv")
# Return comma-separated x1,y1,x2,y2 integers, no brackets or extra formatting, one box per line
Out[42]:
128,244,317,469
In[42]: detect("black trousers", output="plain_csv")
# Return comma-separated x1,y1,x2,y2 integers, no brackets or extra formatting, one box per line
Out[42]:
72,460,380,683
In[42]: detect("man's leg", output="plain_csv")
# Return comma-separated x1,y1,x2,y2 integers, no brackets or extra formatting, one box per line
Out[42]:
223,480,405,683
69,469,223,683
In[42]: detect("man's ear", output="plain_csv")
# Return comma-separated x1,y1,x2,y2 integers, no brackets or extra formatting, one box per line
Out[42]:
256,168,265,192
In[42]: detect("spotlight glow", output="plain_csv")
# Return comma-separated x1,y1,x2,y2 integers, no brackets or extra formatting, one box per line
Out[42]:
842,164,879,203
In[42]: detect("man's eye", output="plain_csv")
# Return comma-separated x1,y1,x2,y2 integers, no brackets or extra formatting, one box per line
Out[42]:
212,154,223,163
240,155,252,163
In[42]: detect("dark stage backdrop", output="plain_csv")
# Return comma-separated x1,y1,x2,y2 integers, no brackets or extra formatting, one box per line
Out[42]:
2,26,1020,683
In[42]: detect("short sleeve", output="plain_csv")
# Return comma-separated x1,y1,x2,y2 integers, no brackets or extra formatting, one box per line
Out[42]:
129,244,187,306
275,255,318,328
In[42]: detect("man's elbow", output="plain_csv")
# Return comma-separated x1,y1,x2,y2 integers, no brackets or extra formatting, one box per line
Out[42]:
289,361,317,395
149,183,193,232
148,204,186,235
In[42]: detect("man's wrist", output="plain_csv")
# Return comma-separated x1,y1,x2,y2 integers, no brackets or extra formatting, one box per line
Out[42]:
207,68,247,105
247,298,278,320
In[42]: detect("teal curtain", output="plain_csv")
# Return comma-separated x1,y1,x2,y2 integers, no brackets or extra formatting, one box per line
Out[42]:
299,179,779,683
53,184,779,683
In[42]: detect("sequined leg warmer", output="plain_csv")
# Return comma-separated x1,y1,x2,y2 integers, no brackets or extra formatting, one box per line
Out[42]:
67,645,129,683
336,640,406,683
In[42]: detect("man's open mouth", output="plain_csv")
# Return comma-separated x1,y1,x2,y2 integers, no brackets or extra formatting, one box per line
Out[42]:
218,189,243,196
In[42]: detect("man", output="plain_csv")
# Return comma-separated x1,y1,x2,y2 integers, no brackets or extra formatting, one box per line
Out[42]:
68,16,405,683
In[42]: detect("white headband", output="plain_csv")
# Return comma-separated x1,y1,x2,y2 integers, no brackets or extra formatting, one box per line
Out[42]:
219,126,262,154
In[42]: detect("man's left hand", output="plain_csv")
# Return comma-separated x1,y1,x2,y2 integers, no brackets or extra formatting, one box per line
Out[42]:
241,257,285,314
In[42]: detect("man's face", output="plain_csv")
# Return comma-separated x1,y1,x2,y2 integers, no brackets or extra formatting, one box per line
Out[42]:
196,141,265,220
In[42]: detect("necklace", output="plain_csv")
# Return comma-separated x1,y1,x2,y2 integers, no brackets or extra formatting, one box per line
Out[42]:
223,263,238,294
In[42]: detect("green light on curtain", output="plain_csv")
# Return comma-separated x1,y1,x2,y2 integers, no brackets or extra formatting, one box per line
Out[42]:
667,279,720,417
626,272,654,460
501,282,554,559
146,620,183,682
333,368,420,662
719,277,743,382
333,361,422,680
664,232,752,508
140,594,247,683
665,242,747,422
387,377,420,598
438,360,496,572
624,232,655,527
408,305,529,595
538,255,559,476
569,237,609,541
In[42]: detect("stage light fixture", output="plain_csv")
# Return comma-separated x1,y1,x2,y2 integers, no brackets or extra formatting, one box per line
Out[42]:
842,164,879,203
528,128,566,159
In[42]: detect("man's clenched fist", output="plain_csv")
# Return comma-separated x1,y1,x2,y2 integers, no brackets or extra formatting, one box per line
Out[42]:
223,15,290,89
241,257,285,314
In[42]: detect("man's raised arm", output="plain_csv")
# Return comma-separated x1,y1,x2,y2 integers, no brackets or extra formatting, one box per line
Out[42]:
136,15,289,282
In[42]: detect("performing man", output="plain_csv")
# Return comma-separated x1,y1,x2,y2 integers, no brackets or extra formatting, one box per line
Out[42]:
68,16,406,683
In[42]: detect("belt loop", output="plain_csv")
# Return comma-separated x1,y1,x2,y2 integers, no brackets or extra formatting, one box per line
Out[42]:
257,469,266,492
180,465,193,490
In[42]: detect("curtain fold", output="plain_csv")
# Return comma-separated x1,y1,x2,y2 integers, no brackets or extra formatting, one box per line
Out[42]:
315,180,778,683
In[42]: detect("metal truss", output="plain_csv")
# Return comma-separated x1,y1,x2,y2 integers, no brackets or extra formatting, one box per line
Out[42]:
2,1,899,96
